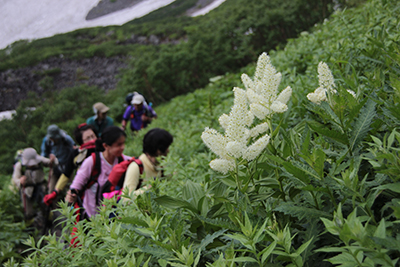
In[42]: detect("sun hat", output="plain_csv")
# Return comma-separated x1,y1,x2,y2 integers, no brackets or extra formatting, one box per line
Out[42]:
131,94,145,105
93,102,110,114
47,124,62,139
22,148,44,166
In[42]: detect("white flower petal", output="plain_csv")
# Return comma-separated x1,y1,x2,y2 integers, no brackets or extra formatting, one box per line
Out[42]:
347,89,356,98
318,62,336,93
270,101,288,113
226,141,246,158
201,127,227,158
249,123,269,138
250,103,270,120
219,114,230,130
276,86,292,105
210,159,235,174
243,134,270,161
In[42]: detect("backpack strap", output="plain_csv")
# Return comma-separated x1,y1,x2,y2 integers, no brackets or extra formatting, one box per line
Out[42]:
85,152,101,190
132,157,143,175
115,157,143,190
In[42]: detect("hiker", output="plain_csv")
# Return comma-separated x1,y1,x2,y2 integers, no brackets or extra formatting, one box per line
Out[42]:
86,102,114,136
65,126,130,219
121,94,157,132
125,91,149,108
40,124,75,194
122,128,173,197
43,123,98,206
12,148,58,221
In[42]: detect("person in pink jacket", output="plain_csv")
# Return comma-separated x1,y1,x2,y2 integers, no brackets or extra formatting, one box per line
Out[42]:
65,126,130,218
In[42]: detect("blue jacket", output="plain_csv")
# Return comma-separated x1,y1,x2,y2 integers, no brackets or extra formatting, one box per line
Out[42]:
40,131,75,166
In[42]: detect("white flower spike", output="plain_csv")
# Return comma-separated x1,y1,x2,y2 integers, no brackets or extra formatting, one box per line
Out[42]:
201,52,292,174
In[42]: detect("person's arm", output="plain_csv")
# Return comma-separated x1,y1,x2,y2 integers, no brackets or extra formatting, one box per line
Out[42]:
40,154,58,168
121,106,131,130
65,155,94,204
40,137,48,157
66,134,76,148
12,162,23,189
150,107,157,119
123,163,141,196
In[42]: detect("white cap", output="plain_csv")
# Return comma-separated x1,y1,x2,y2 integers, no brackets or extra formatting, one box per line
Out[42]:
131,94,145,105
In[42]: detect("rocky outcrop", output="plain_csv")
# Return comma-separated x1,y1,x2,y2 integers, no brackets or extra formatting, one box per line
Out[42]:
86,0,145,20
0,55,128,111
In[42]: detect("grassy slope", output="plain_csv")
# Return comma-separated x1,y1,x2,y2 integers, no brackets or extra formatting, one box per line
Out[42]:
141,0,397,165
2,0,399,265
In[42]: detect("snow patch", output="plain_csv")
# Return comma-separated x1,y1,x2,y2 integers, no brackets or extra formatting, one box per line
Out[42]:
0,0,175,49
190,0,226,17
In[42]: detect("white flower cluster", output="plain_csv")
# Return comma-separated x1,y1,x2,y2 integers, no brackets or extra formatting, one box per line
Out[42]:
307,62,356,104
307,62,336,104
242,53,292,120
201,53,291,174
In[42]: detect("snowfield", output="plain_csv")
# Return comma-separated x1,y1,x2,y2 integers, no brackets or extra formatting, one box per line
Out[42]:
0,0,225,50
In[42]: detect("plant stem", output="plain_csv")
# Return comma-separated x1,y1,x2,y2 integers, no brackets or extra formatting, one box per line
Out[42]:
310,191,320,210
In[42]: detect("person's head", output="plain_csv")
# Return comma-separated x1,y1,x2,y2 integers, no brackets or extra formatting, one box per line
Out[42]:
93,102,110,121
73,123,98,145
22,147,45,167
131,94,145,111
95,126,126,157
143,128,173,157
47,124,62,143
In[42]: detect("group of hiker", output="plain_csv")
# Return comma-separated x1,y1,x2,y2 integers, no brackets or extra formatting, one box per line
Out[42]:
11,93,172,233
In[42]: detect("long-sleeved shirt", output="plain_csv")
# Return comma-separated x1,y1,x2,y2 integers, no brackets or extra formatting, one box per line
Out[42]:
86,116,114,136
40,131,75,166
70,152,130,218
122,153,161,197
122,105,157,131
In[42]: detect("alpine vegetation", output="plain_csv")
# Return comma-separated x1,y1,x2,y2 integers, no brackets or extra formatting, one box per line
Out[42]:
201,52,292,174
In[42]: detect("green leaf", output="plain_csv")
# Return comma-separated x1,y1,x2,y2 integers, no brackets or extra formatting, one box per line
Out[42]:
328,252,358,265
194,214,240,231
349,99,376,151
154,195,198,213
276,203,332,221
183,180,205,206
139,245,173,260
229,257,258,263
295,238,313,255
291,160,321,181
320,101,343,131
197,229,227,252
260,241,277,263
281,160,310,184
374,219,386,239
375,183,400,193
321,217,340,236
219,177,237,188
307,120,348,145
119,217,148,227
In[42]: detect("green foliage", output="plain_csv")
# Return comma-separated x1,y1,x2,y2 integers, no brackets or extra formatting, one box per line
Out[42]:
2,0,400,265
0,178,29,264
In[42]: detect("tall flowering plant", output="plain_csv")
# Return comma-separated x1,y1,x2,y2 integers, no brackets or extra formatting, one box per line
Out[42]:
307,62,356,106
201,53,292,179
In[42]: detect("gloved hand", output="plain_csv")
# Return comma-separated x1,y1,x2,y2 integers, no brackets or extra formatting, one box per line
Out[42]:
43,190,58,206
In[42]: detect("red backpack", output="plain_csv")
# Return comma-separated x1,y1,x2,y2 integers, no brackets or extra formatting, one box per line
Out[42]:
101,157,144,200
